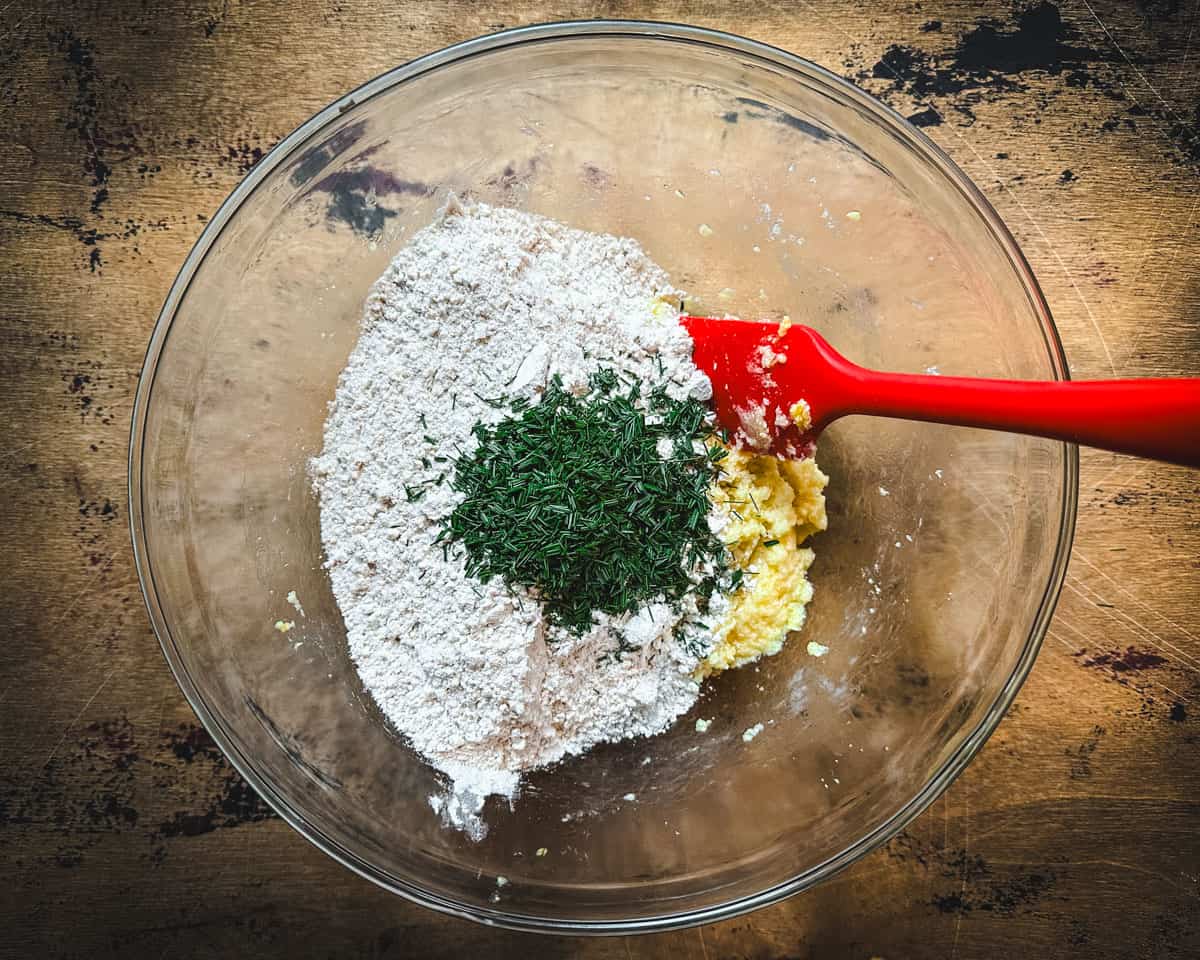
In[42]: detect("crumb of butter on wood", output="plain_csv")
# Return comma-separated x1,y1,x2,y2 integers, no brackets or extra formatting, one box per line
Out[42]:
274,620,295,633
286,590,305,616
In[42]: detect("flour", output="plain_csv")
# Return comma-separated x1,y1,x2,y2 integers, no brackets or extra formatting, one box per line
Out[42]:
312,199,716,838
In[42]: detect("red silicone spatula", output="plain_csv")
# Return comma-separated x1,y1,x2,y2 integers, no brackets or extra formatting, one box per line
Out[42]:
680,316,1200,468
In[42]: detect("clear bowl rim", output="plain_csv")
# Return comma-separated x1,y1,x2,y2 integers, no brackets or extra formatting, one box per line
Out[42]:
127,19,1079,936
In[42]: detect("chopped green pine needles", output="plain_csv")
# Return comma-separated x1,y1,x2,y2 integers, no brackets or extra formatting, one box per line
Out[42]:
439,369,727,633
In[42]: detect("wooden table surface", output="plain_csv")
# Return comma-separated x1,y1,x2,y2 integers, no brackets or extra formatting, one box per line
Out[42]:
2,1,1198,956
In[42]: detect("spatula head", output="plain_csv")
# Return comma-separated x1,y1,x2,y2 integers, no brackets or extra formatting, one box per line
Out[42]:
680,315,830,459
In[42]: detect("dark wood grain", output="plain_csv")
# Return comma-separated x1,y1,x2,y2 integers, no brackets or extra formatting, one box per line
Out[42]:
1,1,1198,956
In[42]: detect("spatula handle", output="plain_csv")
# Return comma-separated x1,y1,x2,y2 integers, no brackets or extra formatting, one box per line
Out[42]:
839,369,1200,467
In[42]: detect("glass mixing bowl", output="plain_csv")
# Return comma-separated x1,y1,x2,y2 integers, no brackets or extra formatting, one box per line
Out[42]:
129,21,1076,933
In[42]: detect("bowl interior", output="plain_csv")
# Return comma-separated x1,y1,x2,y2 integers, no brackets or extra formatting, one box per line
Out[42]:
133,25,1072,930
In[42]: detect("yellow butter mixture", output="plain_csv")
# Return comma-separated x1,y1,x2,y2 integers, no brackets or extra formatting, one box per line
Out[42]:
699,446,828,678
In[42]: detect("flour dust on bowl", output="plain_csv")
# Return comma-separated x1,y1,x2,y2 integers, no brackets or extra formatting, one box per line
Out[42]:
129,22,1076,933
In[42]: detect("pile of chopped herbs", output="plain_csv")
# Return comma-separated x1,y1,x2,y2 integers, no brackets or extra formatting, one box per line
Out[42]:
438,368,727,633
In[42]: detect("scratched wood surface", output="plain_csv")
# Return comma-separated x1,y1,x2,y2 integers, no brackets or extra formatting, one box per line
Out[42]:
1,0,1198,956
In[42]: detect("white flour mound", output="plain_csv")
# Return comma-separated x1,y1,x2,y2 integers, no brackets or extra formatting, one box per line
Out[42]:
311,199,717,839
